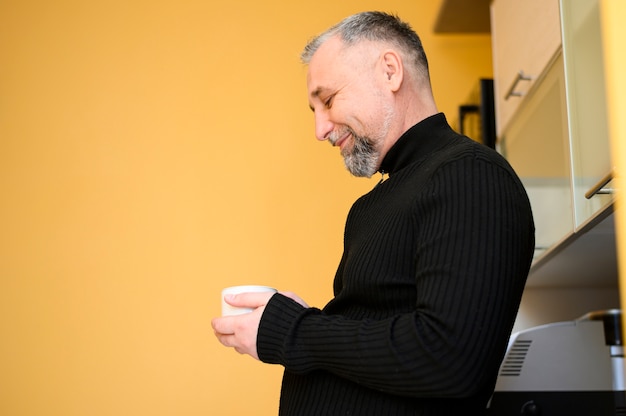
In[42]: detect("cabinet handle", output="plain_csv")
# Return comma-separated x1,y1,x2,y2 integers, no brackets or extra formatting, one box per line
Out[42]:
505,71,532,100
585,170,615,199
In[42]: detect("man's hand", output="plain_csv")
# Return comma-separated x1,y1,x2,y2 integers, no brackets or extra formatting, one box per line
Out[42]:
211,291,309,360
212,291,274,359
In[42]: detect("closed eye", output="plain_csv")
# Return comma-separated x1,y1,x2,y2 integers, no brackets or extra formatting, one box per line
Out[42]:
324,94,335,109
309,86,336,112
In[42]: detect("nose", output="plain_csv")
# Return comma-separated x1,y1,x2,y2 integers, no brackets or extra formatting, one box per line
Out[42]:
314,110,334,142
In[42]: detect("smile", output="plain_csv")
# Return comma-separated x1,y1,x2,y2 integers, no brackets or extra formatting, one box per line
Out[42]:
333,132,352,150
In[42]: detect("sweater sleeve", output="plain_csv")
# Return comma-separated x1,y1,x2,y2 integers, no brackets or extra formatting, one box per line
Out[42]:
257,154,534,399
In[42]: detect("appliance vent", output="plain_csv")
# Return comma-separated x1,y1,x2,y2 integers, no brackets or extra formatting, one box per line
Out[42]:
615,406,626,416
499,339,532,377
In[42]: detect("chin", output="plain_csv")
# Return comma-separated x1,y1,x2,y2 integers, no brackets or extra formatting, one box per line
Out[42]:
344,160,378,178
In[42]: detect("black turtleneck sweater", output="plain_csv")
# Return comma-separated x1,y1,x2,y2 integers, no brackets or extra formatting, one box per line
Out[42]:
257,113,535,415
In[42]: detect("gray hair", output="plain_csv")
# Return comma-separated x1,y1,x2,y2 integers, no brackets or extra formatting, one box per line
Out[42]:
300,11,430,83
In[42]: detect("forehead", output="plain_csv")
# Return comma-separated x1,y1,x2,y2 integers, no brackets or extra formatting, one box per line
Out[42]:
306,37,350,96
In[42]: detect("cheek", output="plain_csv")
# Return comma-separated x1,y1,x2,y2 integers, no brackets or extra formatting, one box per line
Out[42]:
333,90,386,136
337,101,373,131
358,107,387,137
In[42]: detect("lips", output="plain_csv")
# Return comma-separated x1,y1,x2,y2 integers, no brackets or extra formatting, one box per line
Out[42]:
333,132,351,150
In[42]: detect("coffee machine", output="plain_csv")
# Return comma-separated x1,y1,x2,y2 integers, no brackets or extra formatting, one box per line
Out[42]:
488,310,625,415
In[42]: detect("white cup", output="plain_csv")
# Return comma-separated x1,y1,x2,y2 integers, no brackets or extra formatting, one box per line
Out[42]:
221,285,277,316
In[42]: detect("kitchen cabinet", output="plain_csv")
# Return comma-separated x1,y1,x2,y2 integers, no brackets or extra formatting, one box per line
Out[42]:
490,0,562,136
561,0,614,229
492,0,617,288
501,52,572,261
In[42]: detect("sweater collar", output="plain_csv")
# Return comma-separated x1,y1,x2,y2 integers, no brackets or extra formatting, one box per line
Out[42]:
378,113,452,176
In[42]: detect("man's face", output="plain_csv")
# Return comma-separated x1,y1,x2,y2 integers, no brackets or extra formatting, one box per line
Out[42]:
306,36,394,178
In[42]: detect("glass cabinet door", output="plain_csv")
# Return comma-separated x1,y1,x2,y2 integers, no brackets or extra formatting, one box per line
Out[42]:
561,0,614,229
501,53,573,261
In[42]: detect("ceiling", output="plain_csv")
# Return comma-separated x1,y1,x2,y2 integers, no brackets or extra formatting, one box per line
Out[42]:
434,0,492,33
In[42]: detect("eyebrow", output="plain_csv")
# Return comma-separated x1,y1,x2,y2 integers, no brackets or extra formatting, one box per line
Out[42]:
310,86,324,99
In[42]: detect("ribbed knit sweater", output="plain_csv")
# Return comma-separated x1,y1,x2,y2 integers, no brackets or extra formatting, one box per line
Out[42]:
258,113,535,415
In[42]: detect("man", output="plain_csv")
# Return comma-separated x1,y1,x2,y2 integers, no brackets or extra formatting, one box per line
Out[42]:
212,11,534,415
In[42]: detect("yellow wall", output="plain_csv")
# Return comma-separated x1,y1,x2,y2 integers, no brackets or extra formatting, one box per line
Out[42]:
0,1,492,414
601,0,626,330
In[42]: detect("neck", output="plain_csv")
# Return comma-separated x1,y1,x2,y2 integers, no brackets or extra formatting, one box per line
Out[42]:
403,84,438,127
378,85,438,163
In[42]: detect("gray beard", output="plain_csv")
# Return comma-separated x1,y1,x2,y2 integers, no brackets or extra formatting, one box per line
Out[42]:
342,132,380,178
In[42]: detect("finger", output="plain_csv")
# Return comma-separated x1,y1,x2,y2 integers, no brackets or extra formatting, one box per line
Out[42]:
214,330,249,354
215,332,235,348
211,316,234,335
224,291,275,309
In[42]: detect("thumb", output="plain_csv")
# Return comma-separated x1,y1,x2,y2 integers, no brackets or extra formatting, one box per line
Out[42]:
224,291,276,309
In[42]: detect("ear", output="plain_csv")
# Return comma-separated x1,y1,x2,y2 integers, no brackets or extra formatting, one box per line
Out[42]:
381,50,403,92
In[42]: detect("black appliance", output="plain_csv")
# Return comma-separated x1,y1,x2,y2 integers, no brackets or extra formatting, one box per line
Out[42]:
458,78,496,149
